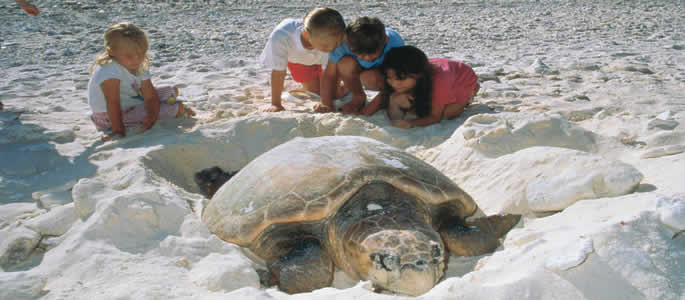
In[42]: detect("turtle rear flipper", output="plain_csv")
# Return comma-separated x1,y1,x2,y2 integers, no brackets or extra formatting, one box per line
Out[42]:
440,214,521,257
268,238,334,294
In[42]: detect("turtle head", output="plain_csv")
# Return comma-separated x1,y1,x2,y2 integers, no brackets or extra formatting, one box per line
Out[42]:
358,229,446,296
194,166,238,198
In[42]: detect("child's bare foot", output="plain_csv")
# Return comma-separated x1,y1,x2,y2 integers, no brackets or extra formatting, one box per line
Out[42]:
313,103,332,113
102,131,125,141
264,104,285,112
177,103,196,117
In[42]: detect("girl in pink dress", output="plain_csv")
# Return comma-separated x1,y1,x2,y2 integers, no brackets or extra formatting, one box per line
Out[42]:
362,45,479,128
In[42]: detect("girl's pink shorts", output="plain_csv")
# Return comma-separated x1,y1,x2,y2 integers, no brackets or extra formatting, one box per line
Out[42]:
91,85,178,131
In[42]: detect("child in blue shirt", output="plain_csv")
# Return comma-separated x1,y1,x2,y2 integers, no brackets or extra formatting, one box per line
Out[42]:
315,17,404,114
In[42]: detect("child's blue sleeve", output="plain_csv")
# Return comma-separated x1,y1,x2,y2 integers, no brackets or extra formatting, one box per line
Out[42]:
386,28,405,47
328,43,350,64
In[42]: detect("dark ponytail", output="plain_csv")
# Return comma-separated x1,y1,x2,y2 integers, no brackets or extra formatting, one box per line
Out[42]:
380,46,433,118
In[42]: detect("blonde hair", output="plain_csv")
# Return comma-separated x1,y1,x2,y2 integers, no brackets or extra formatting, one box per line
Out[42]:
90,22,151,76
303,7,345,37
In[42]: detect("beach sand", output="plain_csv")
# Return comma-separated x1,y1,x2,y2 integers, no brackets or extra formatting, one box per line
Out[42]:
1,0,684,299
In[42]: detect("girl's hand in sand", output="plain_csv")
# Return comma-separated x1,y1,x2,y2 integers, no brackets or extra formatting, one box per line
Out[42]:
313,103,332,113
178,102,195,117
102,130,125,141
264,104,285,112
391,120,413,129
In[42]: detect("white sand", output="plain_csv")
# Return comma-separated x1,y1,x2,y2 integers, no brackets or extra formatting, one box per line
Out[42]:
1,0,684,299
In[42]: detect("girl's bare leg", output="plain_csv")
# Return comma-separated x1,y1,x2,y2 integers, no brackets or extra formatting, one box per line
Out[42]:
442,103,467,120
443,84,478,120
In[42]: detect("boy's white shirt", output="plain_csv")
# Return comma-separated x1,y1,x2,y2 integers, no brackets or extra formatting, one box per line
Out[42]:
88,61,151,113
259,18,328,70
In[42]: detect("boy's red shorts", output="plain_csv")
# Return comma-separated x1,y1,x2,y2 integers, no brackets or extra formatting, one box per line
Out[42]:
287,63,322,83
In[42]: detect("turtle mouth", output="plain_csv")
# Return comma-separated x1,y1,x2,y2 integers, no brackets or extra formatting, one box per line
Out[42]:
366,256,443,296
366,240,445,296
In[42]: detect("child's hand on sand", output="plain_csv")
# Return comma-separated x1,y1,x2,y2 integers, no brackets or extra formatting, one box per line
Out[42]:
102,130,125,141
313,103,332,113
391,120,413,129
264,104,285,112
177,102,195,117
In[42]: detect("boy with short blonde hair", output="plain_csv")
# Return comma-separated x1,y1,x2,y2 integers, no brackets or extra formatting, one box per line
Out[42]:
260,7,347,112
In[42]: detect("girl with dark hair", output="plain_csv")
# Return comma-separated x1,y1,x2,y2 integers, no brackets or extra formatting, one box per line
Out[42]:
362,46,479,128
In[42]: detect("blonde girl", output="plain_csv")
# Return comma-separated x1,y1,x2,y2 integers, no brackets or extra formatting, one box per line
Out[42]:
88,22,194,141
259,7,347,112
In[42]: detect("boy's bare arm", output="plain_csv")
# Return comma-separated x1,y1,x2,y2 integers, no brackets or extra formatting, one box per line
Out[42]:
316,60,338,112
266,70,286,112
139,79,160,131
101,79,125,137
361,92,383,116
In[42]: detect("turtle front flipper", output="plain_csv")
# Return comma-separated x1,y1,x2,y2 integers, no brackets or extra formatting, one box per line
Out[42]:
267,238,334,294
440,214,521,257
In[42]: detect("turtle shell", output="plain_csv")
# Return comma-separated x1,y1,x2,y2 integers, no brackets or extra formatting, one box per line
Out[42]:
201,136,476,246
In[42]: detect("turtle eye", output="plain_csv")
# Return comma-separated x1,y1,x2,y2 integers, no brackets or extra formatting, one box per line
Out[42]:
431,244,442,258
370,253,398,271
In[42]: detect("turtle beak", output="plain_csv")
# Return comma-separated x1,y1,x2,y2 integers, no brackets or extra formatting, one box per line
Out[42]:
364,236,445,296
367,250,443,296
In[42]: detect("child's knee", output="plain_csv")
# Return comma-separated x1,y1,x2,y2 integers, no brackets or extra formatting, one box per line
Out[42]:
442,103,466,120
337,56,360,75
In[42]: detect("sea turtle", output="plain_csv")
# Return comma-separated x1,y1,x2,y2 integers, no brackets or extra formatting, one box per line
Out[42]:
200,136,520,296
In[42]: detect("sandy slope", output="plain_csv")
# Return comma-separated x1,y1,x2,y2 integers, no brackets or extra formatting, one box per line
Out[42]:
1,0,684,299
